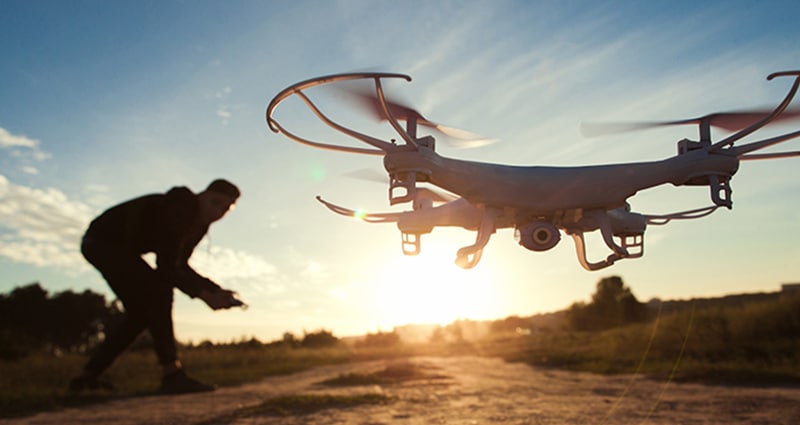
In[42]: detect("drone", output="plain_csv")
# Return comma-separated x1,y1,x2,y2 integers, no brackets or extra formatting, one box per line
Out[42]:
266,71,800,271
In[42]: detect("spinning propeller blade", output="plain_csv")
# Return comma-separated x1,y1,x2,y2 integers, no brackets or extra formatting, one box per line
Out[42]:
342,168,388,184
416,187,459,204
337,84,429,124
336,85,496,147
581,108,800,137
343,168,459,203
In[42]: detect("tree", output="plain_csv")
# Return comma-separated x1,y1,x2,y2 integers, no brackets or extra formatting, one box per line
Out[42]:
300,329,339,348
0,282,118,358
48,289,116,352
567,276,648,331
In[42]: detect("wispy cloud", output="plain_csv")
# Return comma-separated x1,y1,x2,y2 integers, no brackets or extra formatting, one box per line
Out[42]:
216,106,231,125
214,86,232,125
190,243,278,280
0,127,38,148
0,175,92,271
0,175,281,286
0,127,50,162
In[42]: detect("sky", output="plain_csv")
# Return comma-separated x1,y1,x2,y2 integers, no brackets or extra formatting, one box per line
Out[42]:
2,0,800,343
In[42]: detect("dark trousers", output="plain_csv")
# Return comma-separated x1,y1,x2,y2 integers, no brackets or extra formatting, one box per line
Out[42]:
81,237,177,375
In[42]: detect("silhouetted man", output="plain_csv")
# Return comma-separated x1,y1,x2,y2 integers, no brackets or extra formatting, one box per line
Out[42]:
70,179,243,394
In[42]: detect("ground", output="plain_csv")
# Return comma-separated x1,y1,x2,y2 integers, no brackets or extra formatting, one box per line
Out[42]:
6,356,800,425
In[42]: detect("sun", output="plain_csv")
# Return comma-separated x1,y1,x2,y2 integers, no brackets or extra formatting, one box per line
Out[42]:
365,234,505,328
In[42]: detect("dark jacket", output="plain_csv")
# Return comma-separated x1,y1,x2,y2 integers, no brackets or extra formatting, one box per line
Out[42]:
84,186,220,297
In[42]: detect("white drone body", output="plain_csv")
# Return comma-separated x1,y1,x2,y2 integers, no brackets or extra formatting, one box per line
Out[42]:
267,71,800,270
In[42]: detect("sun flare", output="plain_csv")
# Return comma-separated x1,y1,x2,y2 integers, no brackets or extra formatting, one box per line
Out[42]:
365,236,505,328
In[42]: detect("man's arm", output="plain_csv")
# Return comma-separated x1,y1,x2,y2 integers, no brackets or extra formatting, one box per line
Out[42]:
198,288,245,310
156,187,222,298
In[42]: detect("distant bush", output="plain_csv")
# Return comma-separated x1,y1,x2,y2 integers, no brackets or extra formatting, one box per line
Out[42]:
357,330,402,348
300,329,339,348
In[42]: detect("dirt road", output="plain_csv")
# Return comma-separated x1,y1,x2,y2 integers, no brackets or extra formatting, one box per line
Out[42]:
5,356,800,425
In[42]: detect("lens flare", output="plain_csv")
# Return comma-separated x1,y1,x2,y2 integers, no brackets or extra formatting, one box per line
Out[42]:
309,164,326,182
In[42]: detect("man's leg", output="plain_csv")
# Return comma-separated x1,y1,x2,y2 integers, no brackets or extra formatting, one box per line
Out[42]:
77,238,213,393
73,239,159,387
82,315,147,378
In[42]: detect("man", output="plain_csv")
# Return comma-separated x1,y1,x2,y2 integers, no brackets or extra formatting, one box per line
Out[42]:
70,179,243,394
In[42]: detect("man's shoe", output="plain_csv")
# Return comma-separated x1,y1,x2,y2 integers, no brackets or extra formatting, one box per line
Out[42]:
68,375,115,392
159,370,216,394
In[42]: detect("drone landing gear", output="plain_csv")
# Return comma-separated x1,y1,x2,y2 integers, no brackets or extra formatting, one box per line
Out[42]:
454,208,498,269
389,171,421,205
401,232,422,256
709,175,733,209
568,231,644,271
570,232,622,271
567,210,645,271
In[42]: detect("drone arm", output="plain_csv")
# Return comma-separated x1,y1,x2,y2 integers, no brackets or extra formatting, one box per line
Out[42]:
711,71,800,151
728,129,800,158
739,150,800,160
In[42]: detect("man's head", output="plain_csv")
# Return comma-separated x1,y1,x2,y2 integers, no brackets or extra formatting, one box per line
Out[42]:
197,179,240,224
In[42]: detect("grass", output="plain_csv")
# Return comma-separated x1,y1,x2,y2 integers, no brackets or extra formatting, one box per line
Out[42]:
0,344,354,418
484,298,800,385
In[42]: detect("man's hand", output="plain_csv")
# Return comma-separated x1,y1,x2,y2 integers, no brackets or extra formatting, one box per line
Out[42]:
199,288,245,310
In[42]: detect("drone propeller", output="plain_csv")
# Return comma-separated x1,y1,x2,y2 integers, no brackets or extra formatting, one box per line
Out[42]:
336,85,497,148
581,108,800,138
342,168,388,184
416,187,459,204
344,168,459,204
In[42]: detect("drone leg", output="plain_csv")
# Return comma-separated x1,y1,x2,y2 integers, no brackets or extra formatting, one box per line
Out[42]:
569,232,622,271
455,247,483,269
401,232,422,256
598,214,629,257
708,175,733,209
389,171,417,205
454,209,496,269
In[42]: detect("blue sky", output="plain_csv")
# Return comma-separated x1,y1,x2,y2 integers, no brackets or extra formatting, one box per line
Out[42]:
2,0,800,342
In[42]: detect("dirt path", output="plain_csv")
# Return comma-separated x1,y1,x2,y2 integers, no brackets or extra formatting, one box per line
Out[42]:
5,356,800,425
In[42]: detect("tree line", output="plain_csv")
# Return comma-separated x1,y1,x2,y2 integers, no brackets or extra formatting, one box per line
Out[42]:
0,282,347,360
0,282,121,360
0,276,693,360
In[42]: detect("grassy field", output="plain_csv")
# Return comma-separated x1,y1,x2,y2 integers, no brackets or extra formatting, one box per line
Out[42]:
3,292,800,419
486,293,800,384
0,344,355,418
